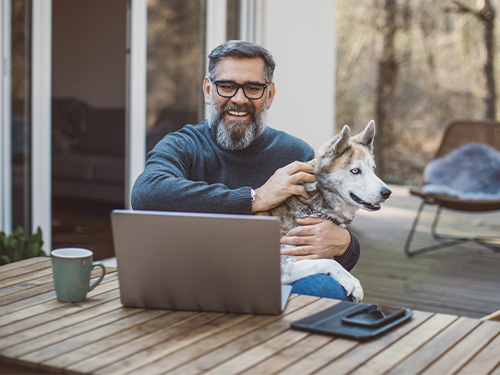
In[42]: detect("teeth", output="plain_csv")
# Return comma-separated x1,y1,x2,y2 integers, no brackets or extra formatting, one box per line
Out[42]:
228,111,247,116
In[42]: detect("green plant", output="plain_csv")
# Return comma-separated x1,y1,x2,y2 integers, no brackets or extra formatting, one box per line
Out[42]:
0,226,46,265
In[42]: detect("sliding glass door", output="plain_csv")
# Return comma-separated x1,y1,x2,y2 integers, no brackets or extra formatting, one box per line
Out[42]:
10,0,32,233
1,0,242,254
1,0,35,235
144,0,206,154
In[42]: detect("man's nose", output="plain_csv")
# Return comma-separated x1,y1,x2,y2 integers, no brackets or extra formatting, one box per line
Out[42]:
231,87,249,104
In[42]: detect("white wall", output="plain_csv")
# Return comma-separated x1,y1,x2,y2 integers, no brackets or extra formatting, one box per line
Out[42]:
259,0,336,150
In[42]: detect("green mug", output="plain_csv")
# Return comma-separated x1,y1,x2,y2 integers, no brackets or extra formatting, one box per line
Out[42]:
51,248,106,302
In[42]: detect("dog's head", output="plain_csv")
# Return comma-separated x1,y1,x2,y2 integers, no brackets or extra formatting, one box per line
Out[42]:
310,120,391,212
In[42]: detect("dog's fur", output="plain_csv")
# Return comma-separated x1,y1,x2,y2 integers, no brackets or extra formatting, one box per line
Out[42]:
260,120,391,302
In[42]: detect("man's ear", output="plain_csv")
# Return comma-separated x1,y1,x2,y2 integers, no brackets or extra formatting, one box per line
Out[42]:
267,82,276,109
203,76,211,105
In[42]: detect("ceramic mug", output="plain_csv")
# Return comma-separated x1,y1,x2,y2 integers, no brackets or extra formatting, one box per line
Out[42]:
51,248,106,302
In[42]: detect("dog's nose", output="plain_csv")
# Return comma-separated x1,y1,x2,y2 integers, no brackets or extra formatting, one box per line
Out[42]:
381,187,392,200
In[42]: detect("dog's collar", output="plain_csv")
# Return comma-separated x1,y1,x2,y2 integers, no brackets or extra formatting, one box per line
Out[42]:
307,208,341,225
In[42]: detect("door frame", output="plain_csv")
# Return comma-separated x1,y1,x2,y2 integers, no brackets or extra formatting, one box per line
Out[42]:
31,0,52,250
0,0,12,233
126,0,147,209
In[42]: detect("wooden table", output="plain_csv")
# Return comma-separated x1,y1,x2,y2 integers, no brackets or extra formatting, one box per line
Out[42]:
1,258,500,375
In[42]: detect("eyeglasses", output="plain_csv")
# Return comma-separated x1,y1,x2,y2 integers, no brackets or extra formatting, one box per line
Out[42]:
211,79,270,100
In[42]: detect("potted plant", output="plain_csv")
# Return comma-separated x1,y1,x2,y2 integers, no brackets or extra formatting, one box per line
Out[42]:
0,227,46,265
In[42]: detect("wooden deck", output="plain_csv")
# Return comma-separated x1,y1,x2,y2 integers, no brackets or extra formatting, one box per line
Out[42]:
349,185,500,319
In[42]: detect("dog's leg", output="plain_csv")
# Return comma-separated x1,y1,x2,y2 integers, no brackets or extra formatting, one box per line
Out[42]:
281,256,364,302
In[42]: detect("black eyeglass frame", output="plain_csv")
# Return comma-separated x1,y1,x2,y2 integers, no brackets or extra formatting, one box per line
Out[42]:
210,79,271,100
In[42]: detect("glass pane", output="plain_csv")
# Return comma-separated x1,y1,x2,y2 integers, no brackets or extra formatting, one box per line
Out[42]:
146,0,206,153
11,0,32,232
51,0,127,260
226,0,241,40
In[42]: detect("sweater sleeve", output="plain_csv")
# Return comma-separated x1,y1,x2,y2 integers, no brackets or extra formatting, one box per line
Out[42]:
334,229,360,271
131,132,252,214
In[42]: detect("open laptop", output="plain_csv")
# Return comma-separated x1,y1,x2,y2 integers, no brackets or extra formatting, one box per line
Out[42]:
111,209,292,315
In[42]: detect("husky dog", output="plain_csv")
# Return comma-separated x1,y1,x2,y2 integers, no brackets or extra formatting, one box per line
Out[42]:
261,120,391,302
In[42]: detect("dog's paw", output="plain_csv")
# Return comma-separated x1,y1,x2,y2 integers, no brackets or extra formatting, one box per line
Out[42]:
337,274,364,303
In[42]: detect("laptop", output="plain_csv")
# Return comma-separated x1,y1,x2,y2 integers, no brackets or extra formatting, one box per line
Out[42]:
110,209,292,315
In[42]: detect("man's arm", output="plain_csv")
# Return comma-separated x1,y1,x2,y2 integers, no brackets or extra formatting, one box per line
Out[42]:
280,217,361,271
131,134,252,214
334,229,360,271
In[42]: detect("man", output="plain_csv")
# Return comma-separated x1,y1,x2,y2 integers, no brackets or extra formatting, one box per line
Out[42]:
131,40,360,300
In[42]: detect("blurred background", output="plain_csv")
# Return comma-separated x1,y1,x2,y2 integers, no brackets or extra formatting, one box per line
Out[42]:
336,0,499,185
3,0,499,260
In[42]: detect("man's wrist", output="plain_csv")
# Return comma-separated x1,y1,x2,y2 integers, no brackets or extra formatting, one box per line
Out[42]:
251,189,257,212
334,229,360,271
251,188,269,213
337,227,351,256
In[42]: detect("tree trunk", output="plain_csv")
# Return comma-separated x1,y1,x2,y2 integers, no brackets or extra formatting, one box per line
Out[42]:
481,0,496,119
375,0,398,176
450,0,497,119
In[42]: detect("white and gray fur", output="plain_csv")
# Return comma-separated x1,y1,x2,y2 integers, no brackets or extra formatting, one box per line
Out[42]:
263,120,391,302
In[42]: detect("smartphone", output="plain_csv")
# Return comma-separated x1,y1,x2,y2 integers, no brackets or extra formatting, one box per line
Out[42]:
341,304,407,328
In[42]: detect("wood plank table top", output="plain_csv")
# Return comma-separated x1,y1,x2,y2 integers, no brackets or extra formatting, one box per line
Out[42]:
1,258,499,375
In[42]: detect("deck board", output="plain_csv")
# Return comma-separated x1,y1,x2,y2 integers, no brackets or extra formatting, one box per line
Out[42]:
350,185,500,319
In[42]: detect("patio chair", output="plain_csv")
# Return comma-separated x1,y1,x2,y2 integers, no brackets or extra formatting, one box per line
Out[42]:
404,119,500,257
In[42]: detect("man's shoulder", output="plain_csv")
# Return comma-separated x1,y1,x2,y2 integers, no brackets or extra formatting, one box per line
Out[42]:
149,121,212,158
265,127,314,153
161,121,210,144
174,121,210,136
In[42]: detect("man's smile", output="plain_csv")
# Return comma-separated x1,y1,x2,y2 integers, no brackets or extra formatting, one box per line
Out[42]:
224,105,254,122
228,110,248,117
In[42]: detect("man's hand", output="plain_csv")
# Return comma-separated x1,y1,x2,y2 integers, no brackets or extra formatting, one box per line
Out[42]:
280,217,351,261
252,161,315,213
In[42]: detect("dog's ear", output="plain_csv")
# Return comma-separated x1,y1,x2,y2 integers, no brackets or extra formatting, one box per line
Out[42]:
304,160,318,192
318,124,351,168
303,181,318,193
353,120,375,152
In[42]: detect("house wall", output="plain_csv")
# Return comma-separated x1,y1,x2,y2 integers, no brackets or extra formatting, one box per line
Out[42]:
52,0,126,108
259,0,336,150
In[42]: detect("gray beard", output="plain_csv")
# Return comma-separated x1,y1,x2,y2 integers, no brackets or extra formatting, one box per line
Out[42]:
208,98,268,151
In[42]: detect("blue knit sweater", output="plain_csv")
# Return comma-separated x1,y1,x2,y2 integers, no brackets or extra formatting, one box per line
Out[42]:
131,120,360,270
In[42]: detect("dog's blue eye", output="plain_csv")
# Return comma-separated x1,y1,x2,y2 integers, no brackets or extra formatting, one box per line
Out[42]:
351,168,361,175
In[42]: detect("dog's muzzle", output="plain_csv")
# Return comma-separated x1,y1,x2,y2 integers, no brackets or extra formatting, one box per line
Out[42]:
350,187,391,211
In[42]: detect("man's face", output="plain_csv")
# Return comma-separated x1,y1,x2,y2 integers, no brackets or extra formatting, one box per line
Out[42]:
203,57,275,151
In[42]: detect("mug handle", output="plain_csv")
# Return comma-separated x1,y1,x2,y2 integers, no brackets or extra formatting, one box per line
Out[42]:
88,263,106,292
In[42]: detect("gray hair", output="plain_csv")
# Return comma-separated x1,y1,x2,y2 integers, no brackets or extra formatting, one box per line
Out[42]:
207,40,276,82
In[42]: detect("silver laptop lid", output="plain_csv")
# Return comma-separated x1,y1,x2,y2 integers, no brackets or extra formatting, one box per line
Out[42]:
111,210,289,315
